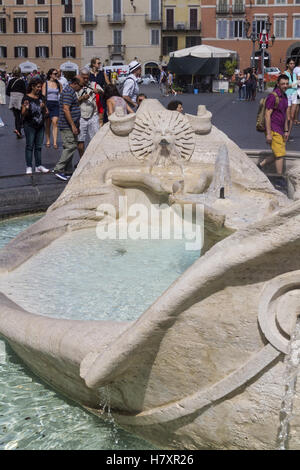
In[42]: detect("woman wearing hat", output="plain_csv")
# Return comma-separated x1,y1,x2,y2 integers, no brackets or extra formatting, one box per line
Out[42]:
122,60,142,109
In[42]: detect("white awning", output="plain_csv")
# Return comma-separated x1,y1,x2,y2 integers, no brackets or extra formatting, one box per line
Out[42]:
19,61,38,73
170,45,236,59
60,61,79,73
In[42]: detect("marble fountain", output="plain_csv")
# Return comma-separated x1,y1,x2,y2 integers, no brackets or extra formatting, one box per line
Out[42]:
1,99,300,450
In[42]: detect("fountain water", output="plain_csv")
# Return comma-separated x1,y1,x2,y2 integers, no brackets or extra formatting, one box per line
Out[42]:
278,317,300,450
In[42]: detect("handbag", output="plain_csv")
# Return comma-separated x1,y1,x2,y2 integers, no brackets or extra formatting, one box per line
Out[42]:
94,83,104,114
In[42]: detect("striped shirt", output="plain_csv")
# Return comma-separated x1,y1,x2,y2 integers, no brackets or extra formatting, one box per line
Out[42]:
58,84,81,129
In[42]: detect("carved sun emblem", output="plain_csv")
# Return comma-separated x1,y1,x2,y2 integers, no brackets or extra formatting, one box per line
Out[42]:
129,110,195,163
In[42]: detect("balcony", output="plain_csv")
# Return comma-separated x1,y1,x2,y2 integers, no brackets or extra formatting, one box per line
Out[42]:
216,3,229,15
107,14,126,25
80,15,98,26
163,22,201,32
145,14,162,25
232,3,245,14
108,44,126,59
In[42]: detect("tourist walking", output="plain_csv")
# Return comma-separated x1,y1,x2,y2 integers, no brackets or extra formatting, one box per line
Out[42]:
122,60,142,110
77,68,102,159
89,57,110,125
167,71,176,96
284,57,298,139
6,66,26,139
257,74,289,189
104,84,134,116
57,70,68,90
42,68,62,149
21,77,49,174
237,71,246,101
53,76,84,181
245,67,258,101
159,67,168,96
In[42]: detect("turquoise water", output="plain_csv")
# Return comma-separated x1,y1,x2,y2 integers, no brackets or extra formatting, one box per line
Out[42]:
0,214,199,450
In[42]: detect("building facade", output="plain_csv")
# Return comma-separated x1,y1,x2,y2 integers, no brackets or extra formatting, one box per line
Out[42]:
162,0,201,62
201,0,300,72
81,0,162,75
0,0,82,73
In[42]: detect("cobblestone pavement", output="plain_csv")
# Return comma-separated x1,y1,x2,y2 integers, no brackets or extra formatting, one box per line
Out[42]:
0,84,299,177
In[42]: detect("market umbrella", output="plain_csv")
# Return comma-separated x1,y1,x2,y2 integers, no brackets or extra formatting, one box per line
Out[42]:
168,45,237,80
19,61,38,73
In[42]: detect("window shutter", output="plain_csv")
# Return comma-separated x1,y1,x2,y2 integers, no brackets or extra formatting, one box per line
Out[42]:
72,17,76,33
36,46,39,57
2,18,6,34
71,47,76,58
45,18,49,33
62,46,66,58
3,47,7,58
14,18,17,33
46,47,49,58
62,17,66,33
24,18,27,33
14,46,18,58
25,47,28,58
229,20,234,38
35,18,39,33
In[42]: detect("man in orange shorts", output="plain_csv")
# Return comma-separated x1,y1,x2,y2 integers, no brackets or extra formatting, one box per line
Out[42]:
257,74,289,189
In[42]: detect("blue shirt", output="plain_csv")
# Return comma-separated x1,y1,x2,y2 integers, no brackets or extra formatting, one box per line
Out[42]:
58,84,81,129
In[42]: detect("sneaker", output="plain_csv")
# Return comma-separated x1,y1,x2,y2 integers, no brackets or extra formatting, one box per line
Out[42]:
54,172,69,181
26,167,32,174
36,165,50,173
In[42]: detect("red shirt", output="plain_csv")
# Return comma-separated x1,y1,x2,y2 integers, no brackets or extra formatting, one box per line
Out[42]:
265,87,288,136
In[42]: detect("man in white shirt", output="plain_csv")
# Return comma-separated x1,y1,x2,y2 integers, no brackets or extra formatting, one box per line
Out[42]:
122,60,141,109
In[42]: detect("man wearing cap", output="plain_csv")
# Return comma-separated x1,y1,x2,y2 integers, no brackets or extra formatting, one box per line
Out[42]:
122,60,142,109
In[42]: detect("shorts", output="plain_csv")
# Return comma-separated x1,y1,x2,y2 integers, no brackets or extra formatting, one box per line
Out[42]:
78,114,100,142
271,131,285,158
287,93,298,106
46,100,59,118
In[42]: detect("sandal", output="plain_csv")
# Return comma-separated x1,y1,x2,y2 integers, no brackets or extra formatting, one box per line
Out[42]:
45,143,51,148
53,144,58,149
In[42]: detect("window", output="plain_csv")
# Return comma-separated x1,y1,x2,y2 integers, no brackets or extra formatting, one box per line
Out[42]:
14,17,27,34
62,46,75,58
36,46,49,58
113,0,121,22
0,46,7,58
166,9,174,29
229,20,245,38
186,36,201,48
16,0,24,4
151,29,159,45
189,9,198,30
253,19,266,35
274,18,286,38
256,0,266,4
35,17,49,33
151,0,160,21
14,46,28,58
85,30,94,46
217,19,227,39
85,0,94,22
294,18,300,38
37,0,45,4
162,36,177,55
62,17,76,32
63,0,73,14
275,0,286,3
0,18,6,33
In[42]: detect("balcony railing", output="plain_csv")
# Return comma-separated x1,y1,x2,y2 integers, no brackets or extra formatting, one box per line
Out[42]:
216,3,229,15
107,14,126,25
108,44,126,58
163,22,201,32
80,15,98,26
232,3,245,14
145,14,162,25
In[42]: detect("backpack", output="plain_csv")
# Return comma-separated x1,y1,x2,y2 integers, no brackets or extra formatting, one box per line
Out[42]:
256,91,280,132
118,76,135,96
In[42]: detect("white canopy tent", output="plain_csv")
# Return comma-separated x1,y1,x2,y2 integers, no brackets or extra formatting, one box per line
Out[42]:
60,61,79,74
169,44,237,59
19,61,38,73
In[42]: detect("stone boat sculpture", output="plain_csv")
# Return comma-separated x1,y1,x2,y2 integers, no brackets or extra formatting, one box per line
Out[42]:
1,99,300,449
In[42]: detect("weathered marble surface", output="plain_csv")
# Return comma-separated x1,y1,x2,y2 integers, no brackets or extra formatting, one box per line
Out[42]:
1,99,299,450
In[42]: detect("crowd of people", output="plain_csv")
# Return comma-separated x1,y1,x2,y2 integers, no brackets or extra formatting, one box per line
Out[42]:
0,59,152,181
